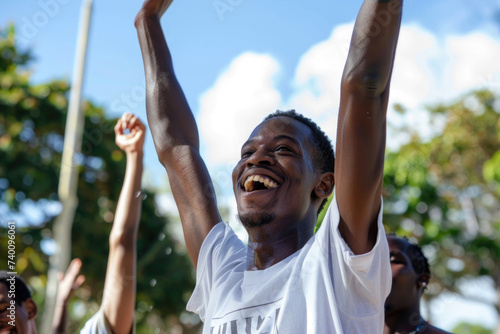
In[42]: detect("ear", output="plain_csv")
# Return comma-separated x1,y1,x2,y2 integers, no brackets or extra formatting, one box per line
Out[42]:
416,273,430,291
313,172,335,199
24,298,38,320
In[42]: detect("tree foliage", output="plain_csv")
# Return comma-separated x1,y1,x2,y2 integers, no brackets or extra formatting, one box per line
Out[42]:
0,24,197,333
453,322,492,334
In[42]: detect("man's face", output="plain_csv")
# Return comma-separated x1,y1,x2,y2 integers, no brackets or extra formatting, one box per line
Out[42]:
232,116,319,231
384,236,420,314
0,282,36,334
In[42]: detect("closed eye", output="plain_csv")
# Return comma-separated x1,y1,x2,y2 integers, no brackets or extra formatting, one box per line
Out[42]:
241,150,254,159
275,145,293,153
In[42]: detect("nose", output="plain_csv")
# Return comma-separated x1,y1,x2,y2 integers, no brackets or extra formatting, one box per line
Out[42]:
246,149,274,167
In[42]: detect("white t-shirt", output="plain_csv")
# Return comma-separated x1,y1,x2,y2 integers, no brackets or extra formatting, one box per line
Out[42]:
80,308,135,334
187,194,391,334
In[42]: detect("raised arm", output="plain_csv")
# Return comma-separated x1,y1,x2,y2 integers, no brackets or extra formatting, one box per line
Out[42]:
52,259,85,334
99,113,145,334
134,0,220,267
336,0,402,254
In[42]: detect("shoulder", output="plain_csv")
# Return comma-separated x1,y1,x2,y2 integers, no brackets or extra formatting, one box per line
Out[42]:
424,324,454,334
197,222,246,272
81,308,135,334
80,309,111,334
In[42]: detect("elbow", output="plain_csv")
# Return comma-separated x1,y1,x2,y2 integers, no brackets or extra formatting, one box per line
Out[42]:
153,139,183,167
155,142,199,168
342,68,388,98
156,147,170,168
155,144,178,169
109,228,137,250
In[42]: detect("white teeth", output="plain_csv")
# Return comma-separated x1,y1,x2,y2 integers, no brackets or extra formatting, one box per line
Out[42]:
243,175,278,192
244,175,255,192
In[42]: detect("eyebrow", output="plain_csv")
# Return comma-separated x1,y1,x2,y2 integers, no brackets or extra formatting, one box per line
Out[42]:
273,135,301,147
242,135,301,149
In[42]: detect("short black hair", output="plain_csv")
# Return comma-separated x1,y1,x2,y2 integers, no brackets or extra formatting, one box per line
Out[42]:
264,109,335,212
405,238,431,277
0,271,32,305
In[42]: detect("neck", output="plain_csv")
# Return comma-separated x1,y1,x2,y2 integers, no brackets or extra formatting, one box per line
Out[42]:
384,306,424,334
30,320,38,334
246,219,315,270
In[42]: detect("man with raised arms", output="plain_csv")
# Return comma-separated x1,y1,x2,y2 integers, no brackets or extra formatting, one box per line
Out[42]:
135,0,403,332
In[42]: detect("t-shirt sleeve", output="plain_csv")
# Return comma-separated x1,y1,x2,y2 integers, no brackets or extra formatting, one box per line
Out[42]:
80,308,135,334
315,191,391,317
186,221,247,321
80,309,110,334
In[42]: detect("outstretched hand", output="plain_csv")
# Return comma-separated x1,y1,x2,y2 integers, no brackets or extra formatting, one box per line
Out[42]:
114,113,146,154
57,258,85,305
135,0,174,24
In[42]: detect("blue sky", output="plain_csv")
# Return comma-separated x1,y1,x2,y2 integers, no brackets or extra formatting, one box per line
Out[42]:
2,0,500,331
2,0,500,178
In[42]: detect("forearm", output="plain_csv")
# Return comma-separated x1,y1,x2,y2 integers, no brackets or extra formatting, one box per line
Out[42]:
52,301,69,334
101,247,137,334
102,151,143,334
135,15,200,157
111,151,143,239
343,0,403,94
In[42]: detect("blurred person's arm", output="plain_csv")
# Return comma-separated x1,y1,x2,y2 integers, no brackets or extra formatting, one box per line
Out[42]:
100,113,145,334
52,258,85,334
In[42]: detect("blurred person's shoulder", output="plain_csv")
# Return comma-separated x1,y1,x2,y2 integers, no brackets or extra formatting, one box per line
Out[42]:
424,324,454,334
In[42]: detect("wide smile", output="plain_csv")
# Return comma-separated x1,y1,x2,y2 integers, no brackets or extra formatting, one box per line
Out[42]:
242,174,280,192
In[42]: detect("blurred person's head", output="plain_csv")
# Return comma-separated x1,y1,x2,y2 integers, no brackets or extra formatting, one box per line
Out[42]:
385,234,430,315
384,235,452,334
0,271,38,334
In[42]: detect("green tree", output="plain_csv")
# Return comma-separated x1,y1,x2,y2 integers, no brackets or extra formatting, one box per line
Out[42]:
383,89,500,331
453,322,492,334
0,24,198,333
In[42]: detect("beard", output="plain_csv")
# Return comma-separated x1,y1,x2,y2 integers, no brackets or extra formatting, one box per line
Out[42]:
238,212,275,228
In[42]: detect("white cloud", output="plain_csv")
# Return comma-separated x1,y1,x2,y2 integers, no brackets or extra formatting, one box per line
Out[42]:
198,52,282,166
289,24,351,117
389,29,500,145
198,24,500,164
287,24,442,149
387,25,440,146
390,25,438,109
285,23,354,147
445,32,500,95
